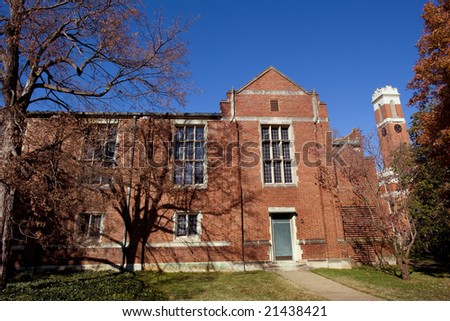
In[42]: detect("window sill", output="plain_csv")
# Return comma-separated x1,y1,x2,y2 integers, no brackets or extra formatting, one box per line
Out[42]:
76,239,102,246
173,236,201,243
173,183,208,190
80,182,112,189
263,183,297,188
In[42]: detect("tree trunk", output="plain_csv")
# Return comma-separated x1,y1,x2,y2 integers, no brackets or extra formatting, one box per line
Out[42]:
125,229,140,272
0,108,27,289
399,260,411,280
0,185,14,289
1,0,28,288
396,255,411,280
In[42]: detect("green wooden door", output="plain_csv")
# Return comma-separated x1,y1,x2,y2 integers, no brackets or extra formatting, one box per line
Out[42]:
272,215,293,260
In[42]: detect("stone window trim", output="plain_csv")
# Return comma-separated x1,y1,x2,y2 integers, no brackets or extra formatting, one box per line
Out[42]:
260,124,295,186
173,124,207,187
81,121,119,186
76,212,104,244
173,212,202,241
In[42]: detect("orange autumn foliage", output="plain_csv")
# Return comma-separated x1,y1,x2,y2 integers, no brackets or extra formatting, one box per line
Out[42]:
408,0,450,166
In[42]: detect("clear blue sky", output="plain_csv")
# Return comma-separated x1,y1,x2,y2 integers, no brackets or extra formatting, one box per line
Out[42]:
152,0,428,137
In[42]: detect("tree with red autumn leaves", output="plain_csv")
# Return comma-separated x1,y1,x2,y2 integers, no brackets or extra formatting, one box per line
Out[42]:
408,0,450,164
407,0,450,260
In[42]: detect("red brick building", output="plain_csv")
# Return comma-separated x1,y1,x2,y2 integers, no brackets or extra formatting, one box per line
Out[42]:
9,67,408,271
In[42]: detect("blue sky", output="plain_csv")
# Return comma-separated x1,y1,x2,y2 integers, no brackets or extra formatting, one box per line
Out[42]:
151,0,428,137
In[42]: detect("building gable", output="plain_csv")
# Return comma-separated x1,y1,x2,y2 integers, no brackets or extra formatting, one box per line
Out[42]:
225,66,320,119
237,66,309,95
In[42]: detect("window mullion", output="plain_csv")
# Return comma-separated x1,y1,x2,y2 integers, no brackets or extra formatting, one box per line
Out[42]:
87,215,93,237
279,126,284,183
269,126,274,183
182,125,186,160
261,125,294,185
174,125,205,186
181,126,186,184
185,217,189,236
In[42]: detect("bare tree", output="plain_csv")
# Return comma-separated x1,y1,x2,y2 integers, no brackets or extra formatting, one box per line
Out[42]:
101,117,247,272
104,117,194,271
319,130,416,280
0,113,115,270
0,0,192,288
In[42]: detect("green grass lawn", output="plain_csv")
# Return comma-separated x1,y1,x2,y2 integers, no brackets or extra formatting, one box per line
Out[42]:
0,270,323,301
313,263,450,301
2,262,448,301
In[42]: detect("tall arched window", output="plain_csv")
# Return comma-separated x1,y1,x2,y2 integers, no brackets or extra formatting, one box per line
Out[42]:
390,100,397,118
379,104,385,121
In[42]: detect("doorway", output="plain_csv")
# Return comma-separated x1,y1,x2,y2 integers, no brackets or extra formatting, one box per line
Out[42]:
271,213,294,261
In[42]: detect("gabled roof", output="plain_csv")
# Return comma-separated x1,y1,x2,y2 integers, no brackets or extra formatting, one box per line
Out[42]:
236,66,310,94
332,128,362,147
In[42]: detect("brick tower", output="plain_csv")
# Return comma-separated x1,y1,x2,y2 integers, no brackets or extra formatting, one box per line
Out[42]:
372,86,410,169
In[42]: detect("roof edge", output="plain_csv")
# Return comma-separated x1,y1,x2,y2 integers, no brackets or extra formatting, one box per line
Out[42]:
236,66,310,94
25,111,222,120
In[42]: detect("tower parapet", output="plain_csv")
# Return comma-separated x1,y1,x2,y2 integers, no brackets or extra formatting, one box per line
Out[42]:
372,86,401,109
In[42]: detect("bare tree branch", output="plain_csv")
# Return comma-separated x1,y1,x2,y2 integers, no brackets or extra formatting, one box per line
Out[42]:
0,0,193,288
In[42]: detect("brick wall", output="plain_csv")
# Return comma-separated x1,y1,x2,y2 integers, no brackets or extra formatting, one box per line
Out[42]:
10,67,380,270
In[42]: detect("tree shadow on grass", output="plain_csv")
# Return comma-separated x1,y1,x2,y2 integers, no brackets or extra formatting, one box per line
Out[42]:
145,272,220,300
2,270,167,300
372,259,450,280
410,259,450,278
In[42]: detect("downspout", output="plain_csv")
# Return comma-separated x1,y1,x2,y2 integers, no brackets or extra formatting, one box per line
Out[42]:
312,91,329,258
231,88,246,270
236,122,246,271
122,115,137,270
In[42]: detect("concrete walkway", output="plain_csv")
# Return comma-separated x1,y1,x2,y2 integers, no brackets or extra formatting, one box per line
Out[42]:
277,270,383,301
